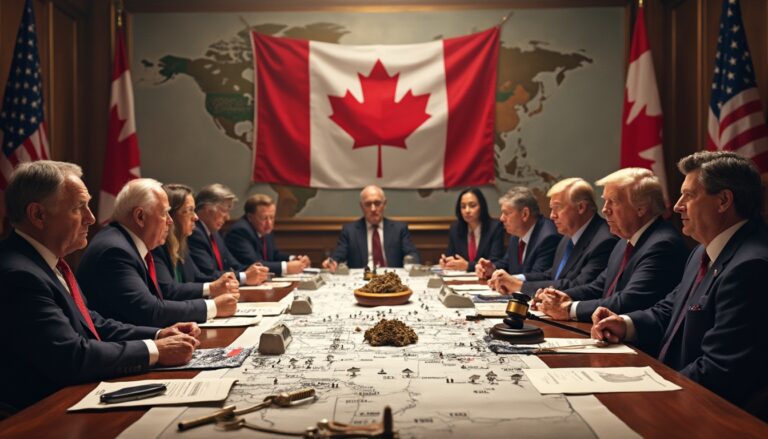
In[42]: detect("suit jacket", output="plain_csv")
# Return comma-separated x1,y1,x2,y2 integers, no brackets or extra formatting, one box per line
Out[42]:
152,245,205,301
520,215,618,296
189,221,245,279
77,223,208,327
225,216,289,274
628,219,768,408
495,216,560,274
0,232,156,410
566,217,688,321
330,217,420,268
446,219,505,271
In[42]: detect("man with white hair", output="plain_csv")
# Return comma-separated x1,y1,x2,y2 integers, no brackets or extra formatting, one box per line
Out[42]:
322,185,419,271
0,162,198,412
77,178,239,327
535,168,688,321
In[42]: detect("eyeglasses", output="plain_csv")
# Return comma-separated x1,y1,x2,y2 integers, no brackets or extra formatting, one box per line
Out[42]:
362,200,384,208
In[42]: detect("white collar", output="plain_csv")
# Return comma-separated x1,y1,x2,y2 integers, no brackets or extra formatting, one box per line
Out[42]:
119,223,149,261
15,229,59,270
705,219,748,264
629,216,660,247
571,214,594,245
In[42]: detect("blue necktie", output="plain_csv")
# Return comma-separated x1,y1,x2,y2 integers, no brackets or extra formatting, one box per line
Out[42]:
554,239,575,280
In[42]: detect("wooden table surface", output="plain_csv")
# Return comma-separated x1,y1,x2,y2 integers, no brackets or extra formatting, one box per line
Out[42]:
1,319,766,438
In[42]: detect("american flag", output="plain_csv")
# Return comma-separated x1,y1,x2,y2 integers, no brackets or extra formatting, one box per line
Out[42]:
0,0,49,190
707,0,768,171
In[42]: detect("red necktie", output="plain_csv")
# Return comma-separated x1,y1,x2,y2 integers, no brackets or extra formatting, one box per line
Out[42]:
210,233,224,270
371,225,386,268
467,230,477,263
658,251,710,362
144,252,164,300
56,259,100,340
261,236,268,261
517,240,526,265
604,243,634,297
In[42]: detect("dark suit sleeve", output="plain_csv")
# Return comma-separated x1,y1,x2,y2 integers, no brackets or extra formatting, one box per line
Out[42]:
399,224,420,264
574,238,687,321
152,248,203,301
79,245,207,327
225,225,260,265
528,233,560,273
330,225,352,264
188,227,218,278
445,223,458,257
677,258,767,403
485,223,506,266
6,269,151,389
567,269,607,302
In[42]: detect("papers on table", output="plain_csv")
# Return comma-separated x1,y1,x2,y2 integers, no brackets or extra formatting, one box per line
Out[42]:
488,338,636,355
240,281,292,291
449,284,496,293
443,275,481,281
154,347,253,370
474,302,548,318
439,270,473,277
198,316,262,328
235,302,286,316
524,366,681,394
68,378,236,411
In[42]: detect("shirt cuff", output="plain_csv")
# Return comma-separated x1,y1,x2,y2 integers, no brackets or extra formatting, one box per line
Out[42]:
238,272,246,284
281,261,287,275
202,282,210,298
621,315,637,342
569,301,579,320
144,340,159,366
514,274,526,281
205,299,217,320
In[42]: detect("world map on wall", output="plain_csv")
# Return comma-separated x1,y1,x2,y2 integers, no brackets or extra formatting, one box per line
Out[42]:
141,22,594,217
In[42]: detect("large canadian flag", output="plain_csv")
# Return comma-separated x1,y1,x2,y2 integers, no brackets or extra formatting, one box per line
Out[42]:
250,28,499,188
621,7,668,198
99,30,141,224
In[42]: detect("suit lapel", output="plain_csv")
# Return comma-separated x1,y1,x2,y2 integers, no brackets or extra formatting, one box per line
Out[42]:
10,232,93,337
113,223,159,295
562,216,598,275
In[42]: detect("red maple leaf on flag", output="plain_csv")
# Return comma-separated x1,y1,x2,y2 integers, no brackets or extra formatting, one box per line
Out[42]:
329,60,431,178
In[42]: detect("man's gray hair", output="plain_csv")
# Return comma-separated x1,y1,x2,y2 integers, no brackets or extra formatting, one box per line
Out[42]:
678,151,762,219
547,177,598,211
112,178,164,221
359,185,386,202
195,183,237,211
4,160,82,225
499,186,540,217
596,168,666,216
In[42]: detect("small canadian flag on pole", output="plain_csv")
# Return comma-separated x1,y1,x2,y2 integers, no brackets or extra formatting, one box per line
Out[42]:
99,27,141,223
620,2,668,200
250,28,499,189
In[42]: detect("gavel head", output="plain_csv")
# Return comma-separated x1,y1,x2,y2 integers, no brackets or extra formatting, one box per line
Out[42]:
502,293,531,329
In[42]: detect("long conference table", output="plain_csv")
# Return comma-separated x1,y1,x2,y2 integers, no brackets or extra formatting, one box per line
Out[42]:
1,272,766,439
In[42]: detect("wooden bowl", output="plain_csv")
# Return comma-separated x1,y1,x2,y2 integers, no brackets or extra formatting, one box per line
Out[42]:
354,288,412,306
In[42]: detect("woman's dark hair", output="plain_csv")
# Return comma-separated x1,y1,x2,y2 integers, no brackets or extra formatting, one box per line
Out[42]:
454,187,491,234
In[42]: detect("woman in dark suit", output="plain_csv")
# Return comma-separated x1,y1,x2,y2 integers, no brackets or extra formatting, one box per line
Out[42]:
152,184,237,300
440,188,505,272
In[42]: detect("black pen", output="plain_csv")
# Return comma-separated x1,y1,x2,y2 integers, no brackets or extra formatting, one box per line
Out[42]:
100,383,167,404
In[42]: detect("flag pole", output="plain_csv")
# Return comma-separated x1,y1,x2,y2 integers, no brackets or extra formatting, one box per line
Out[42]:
497,11,513,29
115,0,124,29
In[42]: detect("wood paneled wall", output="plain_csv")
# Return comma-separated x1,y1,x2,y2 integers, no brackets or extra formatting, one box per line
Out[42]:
1,0,767,261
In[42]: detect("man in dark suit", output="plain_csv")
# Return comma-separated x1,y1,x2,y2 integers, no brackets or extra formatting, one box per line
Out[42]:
77,179,239,327
225,194,310,275
0,161,198,411
322,185,419,270
188,184,268,285
593,151,768,414
475,187,560,279
489,178,617,296
538,168,688,321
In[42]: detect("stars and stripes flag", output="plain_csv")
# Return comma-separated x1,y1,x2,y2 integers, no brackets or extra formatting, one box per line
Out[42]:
620,5,668,200
98,28,141,223
0,0,50,191
707,0,768,171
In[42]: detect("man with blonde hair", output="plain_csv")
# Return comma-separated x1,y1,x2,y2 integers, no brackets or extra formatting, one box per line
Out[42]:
78,179,240,327
537,168,688,321
489,177,617,296
226,194,310,275
0,162,198,411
